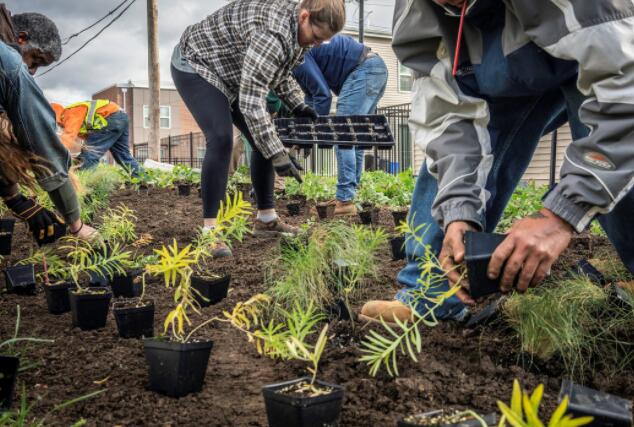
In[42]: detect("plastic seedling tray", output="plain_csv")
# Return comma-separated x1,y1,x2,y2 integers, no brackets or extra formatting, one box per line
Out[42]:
464,232,510,299
559,380,633,427
275,115,395,150
262,377,344,427
4,264,36,295
465,296,506,329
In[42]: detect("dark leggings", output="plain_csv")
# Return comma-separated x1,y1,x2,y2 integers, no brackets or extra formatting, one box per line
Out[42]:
171,65,274,218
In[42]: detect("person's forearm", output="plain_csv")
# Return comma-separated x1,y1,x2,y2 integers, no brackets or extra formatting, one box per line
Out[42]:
47,180,81,224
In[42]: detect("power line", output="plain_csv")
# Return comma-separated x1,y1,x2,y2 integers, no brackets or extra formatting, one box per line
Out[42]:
61,0,132,45
38,0,138,78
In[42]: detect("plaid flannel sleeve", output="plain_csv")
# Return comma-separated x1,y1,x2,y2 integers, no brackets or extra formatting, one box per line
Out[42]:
275,74,306,113
239,31,290,159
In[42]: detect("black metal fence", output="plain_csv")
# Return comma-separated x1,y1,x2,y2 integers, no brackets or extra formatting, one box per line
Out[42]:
133,103,413,175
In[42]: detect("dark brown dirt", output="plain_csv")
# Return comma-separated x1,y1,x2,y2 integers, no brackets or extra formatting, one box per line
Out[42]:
1,188,632,426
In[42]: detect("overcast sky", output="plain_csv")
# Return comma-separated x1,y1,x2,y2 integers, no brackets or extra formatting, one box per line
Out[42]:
8,0,394,103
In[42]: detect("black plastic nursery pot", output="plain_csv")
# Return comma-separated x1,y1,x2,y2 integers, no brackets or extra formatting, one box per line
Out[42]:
316,203,335,220
197,186,202,198
287,201,302,216
113,300,155,339
358,207,379,225
110,269,143,298
43,281,76,315
143,338,213,397
390,235,406,261
398,410,497,427
191,273,231,307
69,288,112,330
391,209,408,226
262,377,344,427
0,219,15,256
575,259,607,286
464,231,509,299
559,380,633,427
177,183,191,196
0,355,19,410
4,264,36,295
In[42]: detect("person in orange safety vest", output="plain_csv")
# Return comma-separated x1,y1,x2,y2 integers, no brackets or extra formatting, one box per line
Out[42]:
51,100,140,175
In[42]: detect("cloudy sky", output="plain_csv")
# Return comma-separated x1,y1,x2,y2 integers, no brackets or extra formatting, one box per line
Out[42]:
9,0,394,103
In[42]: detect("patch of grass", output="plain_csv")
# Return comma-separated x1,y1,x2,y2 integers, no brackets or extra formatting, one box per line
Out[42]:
503,275,634,378
267,222,386,314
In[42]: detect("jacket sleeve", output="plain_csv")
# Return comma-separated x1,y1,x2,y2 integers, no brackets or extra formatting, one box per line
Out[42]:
393,0,492,231
275,72,306,114
507,2,634,232
292,55,332,115
239,31,293,159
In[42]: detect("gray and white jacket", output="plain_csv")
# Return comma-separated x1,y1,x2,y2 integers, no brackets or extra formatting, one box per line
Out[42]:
393,0,634,233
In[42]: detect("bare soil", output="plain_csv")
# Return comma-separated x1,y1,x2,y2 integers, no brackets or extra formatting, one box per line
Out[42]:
0,188,632,426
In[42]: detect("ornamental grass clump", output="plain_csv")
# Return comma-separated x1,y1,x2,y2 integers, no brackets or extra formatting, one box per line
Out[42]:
503,275,634,377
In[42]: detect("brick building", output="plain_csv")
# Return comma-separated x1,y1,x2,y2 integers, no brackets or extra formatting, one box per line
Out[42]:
92,80,200,146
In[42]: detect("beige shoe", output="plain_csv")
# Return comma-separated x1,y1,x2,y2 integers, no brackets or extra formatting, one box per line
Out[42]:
359,300,413,327
334,200,357,216
253,218,299,237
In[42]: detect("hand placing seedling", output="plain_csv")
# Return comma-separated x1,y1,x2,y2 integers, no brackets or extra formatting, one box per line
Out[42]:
438,221,476,305
487,209,573,292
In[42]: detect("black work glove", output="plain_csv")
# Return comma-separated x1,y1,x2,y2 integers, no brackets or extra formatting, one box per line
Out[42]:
3,194,67,245
292,104,319,120
272,151,304,183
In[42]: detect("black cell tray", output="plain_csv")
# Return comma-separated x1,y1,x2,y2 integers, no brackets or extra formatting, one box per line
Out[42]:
275,115,395,150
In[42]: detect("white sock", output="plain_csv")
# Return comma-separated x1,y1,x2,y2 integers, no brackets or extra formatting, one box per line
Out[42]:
257,212,278,223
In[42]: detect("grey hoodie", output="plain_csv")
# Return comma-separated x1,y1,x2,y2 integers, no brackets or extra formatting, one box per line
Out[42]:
392,0,634,233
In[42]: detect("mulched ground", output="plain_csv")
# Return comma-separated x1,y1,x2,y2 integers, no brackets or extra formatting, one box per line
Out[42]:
1,187,632,426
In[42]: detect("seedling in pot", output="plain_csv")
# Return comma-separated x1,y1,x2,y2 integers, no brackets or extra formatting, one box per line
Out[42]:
398,410,496,427
112,254,158,339
55,237,134,330
142,194,251,397
497,379,593,427
171,165,199,196
559,380,632,427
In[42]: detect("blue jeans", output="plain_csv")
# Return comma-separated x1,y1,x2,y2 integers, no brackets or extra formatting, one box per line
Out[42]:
79,110,140,174
397,77,634,319
334,55,388,201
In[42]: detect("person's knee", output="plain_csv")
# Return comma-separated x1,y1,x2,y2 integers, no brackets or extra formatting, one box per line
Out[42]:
205,128,233,154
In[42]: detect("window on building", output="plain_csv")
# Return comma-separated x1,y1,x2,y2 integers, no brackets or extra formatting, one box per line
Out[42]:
143,105,171,129
398,63,413,93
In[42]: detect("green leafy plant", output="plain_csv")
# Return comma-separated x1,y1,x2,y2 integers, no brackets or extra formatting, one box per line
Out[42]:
171,164,198,185
359,218,463,377
98,205,137,245
497,379,593,427
146,194,252,342
497,182,547,232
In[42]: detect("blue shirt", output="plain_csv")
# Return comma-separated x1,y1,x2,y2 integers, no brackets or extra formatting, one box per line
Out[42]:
293,35,366,115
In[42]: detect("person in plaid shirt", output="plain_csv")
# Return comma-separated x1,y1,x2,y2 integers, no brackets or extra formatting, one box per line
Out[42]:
172,0,345,257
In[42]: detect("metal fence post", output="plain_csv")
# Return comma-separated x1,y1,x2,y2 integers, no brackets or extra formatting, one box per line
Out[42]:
167,135,172,163
189,132,194,167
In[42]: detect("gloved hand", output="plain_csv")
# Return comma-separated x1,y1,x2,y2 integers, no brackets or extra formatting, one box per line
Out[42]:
292,104,319,120
3,194,67,245
272,150,304,183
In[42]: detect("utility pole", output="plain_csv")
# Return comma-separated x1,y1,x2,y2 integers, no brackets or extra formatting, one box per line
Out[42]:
147,0,161,161
358,0,364,43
